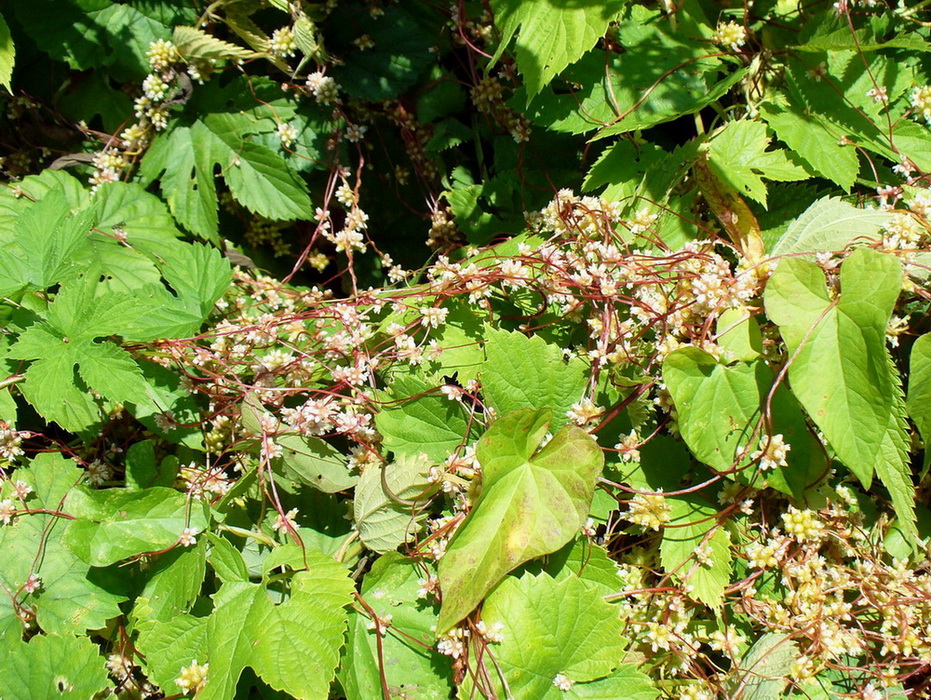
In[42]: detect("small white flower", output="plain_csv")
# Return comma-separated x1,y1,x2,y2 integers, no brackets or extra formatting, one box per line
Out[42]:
269,27,297,58
712,20,747,51
272,507,299,532
553,673,575,691
0,499,16,525
750,433,790,471
175,660,208,693
277,122,298,148
13,480,32,500
178,528,198,547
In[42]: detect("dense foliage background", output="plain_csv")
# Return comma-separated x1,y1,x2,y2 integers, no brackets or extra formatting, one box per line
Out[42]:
2,0,931,698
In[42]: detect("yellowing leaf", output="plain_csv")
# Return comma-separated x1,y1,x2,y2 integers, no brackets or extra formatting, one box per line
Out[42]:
437,408,604,632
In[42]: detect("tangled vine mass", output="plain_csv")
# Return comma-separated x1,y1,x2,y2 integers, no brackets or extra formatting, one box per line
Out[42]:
3,1,931,699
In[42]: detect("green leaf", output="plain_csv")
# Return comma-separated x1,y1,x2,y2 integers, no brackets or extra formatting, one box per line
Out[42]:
716,309,763,362
663,348,762,472
275,434,357,492
521,6,740,137
437,408,604,632
0,187,93,296
0,12,14,92
139,538,207,623
0,633,109,700
760,98,859,190
475,572,649,698
74,341,152,407
706,120,809,207
353,453,437,553
0,457,126,635
491,0,624,99
125,439,158,490
12,0,178,80
173,25,256,61
130,362,204,450
729,633,798,699
542,538,622,595
481,328,588,432
157,242,232,320
375,373,477,462
135,612,209,694
200,550,354,700
770,196,894,257
660,496,732,609
14,345,101,433
340,554,453,700
562,666,660,699
764,248,916,541
907,334,931,477
63,487,209,566
206,533,250,584
140,114,311,241
662,348,823,497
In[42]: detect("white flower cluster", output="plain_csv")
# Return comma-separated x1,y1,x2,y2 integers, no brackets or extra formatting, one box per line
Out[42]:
712,20,747,51
175,660,208,694
89,149,127,194
911,85,931,124
306,71,340,105
269,27,297,58
625,490,672,531
0,421,24,462
749,433,790,471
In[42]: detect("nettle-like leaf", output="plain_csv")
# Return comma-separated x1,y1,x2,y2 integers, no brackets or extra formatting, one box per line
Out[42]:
11,0,186,81
437,408,604,632
0,12,13,92
770,196,894,257
135,611,209,695
760,97,859,191
340,554,453,700
140,113,312,242
173,25,256,61
541,538,623,596
474,572,657,699
0,633,110,699
199,550,354,700
907,333,931,476
480,327,588,432
0,187,92,297
137,538,208,623
138,546,353,697
353,453,438,553
660,496,732,609
491,0,624,99
705,120,809,207
8,284,166,432
765,248,917,540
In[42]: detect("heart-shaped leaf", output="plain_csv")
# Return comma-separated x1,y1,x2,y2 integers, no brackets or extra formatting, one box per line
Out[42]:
437,408,603,632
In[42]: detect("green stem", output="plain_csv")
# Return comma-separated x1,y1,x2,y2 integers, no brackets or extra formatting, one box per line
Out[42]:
217,523,277,547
